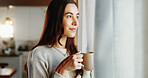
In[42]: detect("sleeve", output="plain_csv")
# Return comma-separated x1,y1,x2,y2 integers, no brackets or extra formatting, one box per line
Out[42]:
27,47,66,78
27,53,49,78
82,69,91,78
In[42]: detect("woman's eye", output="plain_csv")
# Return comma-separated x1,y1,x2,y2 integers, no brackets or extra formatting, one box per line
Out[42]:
67,15,71,18
77,16,79,19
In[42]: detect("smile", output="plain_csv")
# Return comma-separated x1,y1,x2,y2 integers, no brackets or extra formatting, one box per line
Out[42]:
69,28,77,31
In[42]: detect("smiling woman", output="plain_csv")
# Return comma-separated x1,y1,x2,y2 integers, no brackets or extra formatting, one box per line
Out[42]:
63,4,79,38
25,0,91,78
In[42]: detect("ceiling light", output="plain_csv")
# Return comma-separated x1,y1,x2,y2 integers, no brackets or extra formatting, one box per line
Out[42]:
1,17,14,26
8,5,14,9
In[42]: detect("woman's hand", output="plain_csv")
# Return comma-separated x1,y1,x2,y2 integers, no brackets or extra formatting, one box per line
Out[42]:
55,51,84,77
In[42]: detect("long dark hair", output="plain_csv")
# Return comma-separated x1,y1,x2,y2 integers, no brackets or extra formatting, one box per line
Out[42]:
32,0,78,55
25,0,83,77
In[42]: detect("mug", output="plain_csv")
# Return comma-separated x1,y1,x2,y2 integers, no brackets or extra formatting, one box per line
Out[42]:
82,52,94,71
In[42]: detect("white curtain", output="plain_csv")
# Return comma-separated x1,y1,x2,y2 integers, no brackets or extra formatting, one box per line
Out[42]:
78,0,95,77
79,0,144,78
113,0,135,78
94,0,113,78
78,0,87,52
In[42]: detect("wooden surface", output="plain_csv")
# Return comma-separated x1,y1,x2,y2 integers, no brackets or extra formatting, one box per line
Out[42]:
0,68,16,78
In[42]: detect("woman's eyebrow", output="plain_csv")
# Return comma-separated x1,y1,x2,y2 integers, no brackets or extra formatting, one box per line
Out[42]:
66,12,73,15
65,12,79,15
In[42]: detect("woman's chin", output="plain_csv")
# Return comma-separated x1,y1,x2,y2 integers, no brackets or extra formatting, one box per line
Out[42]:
64,33,76,38
68,35,75,38
67,34,76,38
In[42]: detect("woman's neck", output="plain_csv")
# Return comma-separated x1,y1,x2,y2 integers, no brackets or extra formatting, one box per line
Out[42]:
54,36,67,49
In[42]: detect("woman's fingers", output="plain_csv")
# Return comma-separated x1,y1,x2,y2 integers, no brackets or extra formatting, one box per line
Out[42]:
74,62,84,69
75,58,83,62
75,52,83,58
61,51,84,70
76,54,83,59
73,52,83,62
72,53,83,60
73,53,84,69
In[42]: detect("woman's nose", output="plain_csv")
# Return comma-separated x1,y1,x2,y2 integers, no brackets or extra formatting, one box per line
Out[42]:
72,22,77,26
72,17,78,26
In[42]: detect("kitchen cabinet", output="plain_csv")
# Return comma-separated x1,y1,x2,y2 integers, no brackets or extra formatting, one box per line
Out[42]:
0,54,22,78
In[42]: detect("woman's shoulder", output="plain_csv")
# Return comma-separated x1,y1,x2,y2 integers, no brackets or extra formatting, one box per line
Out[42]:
33,45,50,51
30,45,53,60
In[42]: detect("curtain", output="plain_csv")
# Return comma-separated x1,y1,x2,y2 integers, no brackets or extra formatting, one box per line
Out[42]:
94,0,113,78
113,0,135,78
79,0,144,78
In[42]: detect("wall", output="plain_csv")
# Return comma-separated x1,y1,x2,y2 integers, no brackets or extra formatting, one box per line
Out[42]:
0,6,47,78
14,6,47,52
0,6,47,53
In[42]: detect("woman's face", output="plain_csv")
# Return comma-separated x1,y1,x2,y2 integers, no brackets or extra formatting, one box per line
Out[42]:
62,3,79,38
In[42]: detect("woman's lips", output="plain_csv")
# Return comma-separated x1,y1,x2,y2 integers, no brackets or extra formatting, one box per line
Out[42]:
69,28,77,31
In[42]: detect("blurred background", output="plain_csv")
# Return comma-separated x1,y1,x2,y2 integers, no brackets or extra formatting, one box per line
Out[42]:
0,0,148,78
0,0,50,78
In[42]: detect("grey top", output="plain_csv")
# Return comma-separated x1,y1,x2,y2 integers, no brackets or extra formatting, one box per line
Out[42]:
27,45,90,78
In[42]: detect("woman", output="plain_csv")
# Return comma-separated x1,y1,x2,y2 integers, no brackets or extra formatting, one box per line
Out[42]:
26,0,91,78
